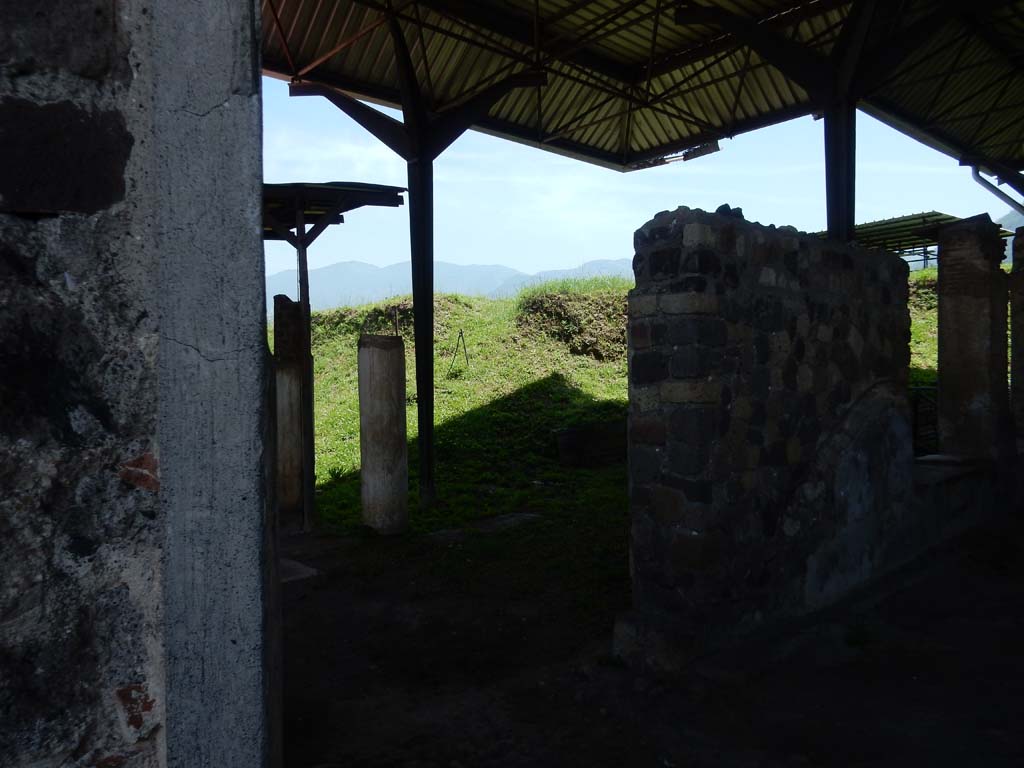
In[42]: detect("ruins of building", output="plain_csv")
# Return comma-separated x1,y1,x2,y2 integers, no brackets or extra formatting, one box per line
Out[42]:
616,207,1020,671
3,1,1024,766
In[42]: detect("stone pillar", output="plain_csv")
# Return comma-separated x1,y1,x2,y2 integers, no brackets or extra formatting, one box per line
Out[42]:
1011,227,1024,437
936,214,1012,458
275,294,306,531
617,206,914,672
2,2,276,766
358,335,409,533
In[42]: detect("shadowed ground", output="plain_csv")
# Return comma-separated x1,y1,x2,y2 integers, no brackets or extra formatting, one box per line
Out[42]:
280,376,1024,767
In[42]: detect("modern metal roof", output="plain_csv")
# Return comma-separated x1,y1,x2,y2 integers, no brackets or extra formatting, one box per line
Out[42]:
814,210,1013,255
261,1,1024,179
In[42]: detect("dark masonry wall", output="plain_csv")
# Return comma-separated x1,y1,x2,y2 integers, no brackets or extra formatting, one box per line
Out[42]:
1,2,274,768
617,206,915,672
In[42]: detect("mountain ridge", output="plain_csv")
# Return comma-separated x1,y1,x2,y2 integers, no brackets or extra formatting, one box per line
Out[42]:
266,258,634,312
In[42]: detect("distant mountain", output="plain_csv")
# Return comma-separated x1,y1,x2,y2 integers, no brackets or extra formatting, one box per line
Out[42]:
266,258,634,312
998,209,1022,260
997,209,1023,230
491,258,635,296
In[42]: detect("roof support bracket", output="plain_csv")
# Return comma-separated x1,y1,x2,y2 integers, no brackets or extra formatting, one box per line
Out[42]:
673,1,832,102
289,18,544,507
972,167,1024,216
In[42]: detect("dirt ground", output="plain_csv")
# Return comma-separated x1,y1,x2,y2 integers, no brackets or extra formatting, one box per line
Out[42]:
281,515,1024,768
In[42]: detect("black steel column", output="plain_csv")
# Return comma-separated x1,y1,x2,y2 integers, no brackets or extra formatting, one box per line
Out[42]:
407,157,435,506
824,101,856,242
289,19,543,508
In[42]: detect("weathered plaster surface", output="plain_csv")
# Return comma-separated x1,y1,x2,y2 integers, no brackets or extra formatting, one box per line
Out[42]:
1,2,274,766
1012,227,1024,435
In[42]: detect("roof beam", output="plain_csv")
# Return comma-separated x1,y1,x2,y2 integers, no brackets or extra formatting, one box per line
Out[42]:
832,0,879,97
429,69,547,157
649,0,847,81
673,2,833,101
290,81,413,158
414,0,636,83
854,0,1015,96
961,12,1024,73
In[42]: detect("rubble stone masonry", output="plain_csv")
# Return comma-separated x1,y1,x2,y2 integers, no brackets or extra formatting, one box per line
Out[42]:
618,207,914,670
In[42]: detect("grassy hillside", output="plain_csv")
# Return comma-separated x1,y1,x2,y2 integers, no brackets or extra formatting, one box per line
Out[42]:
308,278,630,535
908,268,938,386
303,273,940,533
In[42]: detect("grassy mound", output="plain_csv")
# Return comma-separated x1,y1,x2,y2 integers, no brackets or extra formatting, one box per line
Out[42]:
310,294,468,344
515,277,630,361
299,271,939,531
908,268,937,386
306,287,627,536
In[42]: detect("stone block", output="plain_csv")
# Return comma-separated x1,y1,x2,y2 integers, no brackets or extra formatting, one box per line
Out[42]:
660,380,721,404
629,321,652,349
669,405,717,442
681,248,722,275
630,351,668,386
650,484,704,529
669,347,718,380
667,316,727,347
668,441,710,477
660,292,719,314
630,416,667,445
648,247,682,279
630,385,660,413
683,222,715,248
629,293,658,317
630,445,663,485
667,528,718,571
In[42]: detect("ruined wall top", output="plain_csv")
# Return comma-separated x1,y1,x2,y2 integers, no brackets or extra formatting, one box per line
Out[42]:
622,206,913,667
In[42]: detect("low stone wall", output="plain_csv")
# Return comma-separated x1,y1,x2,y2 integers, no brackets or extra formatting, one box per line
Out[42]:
618,206,915,670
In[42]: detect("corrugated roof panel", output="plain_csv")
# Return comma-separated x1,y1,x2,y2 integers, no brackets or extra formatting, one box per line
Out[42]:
261,0,1024,173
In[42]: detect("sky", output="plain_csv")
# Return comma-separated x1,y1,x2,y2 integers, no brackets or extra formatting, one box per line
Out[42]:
262,76,1011,277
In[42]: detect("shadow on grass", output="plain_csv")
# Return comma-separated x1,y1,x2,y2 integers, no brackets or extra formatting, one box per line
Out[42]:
316,371,627,534
312,373,629,612
909,366,937,387
283,378,635,768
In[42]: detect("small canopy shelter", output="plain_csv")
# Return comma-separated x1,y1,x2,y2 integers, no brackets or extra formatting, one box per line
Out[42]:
264,181,405,529
816,211,1014,259
261,0,1024,503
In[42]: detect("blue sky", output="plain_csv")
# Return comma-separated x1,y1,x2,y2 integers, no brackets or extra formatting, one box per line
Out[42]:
262,76,1010,277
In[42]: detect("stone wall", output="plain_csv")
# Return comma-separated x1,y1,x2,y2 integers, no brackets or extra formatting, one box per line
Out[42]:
1008,227,1024,438
1,3,274,767
618,207,914,670
935,215,1013,458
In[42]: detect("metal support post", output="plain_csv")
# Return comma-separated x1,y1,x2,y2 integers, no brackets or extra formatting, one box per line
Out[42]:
407,157,436,505
824,101,856,242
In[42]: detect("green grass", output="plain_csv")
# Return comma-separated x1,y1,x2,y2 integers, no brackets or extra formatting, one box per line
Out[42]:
288,274,942,623
908,268,938,386
303,282,633,618
308,286,628,536
304,275,944,533
514,275,634,305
